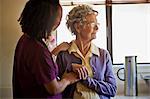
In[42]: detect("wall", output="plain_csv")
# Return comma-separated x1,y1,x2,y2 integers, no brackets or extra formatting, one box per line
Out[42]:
113,64,150,95
148,5,150,61
0,0,2,94
0,0,150,98
1,0,26,98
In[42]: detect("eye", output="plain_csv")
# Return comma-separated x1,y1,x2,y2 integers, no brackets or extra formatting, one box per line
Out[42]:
89,22,100,27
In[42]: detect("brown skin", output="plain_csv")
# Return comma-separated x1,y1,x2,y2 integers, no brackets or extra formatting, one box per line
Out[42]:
44,5,88,95
44,72,78,95
51,5,63,31
45,13,99,95
44,6,79,95
51,42,71,55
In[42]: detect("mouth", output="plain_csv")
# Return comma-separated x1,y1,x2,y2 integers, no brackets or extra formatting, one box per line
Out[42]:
91,33,96,39
92,33,96,35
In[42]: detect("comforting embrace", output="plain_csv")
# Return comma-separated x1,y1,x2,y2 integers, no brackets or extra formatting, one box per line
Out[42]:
13,0,116,99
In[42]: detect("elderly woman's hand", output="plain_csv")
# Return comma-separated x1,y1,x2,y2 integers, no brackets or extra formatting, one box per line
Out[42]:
72,63,88,80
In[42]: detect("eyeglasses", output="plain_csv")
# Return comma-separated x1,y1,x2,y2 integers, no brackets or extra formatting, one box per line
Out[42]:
82,21,100,27
88,22,100,27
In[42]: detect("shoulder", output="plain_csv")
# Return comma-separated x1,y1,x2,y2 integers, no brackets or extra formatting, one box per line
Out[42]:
58,50,69,56
96,47,110,56
56,50,70,60
94,47,112,63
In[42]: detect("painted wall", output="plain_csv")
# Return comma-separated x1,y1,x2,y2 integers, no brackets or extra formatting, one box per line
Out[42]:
0,0,150,98
113,65,150,95
0,0,2,91
1,0,26,98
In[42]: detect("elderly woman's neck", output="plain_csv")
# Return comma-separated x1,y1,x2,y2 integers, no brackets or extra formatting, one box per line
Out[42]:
75,39,91,56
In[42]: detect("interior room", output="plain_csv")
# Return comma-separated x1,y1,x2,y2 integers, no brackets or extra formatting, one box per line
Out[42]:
0,0,150,98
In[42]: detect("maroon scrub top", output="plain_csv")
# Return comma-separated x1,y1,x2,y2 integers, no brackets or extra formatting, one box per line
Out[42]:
13,34,61,99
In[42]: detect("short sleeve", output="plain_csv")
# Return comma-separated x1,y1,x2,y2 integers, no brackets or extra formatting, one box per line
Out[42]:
33,48,57,84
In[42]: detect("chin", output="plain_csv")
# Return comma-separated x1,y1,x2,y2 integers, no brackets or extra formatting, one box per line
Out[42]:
92,33,96,37
90,37,96,42
92,35,96,39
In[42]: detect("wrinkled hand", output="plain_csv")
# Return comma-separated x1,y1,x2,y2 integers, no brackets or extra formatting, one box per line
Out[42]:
62,71,79,85
72,63,88,80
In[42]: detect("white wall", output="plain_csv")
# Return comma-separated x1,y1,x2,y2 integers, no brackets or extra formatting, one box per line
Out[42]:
113,64,150,95
1,0,26,98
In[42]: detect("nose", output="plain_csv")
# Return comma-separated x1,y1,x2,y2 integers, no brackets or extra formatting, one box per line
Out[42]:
94,24,99,30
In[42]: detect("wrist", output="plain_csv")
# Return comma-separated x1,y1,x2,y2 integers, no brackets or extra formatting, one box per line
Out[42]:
61,78,70,86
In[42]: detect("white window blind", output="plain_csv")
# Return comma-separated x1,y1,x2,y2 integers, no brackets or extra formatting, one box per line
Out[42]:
112,4,150,63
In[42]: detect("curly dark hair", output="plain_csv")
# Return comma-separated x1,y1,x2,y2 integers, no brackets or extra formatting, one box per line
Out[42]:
18,0,62,40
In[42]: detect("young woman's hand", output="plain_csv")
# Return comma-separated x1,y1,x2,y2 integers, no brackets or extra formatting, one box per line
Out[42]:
51,42,71,55
57,42,71,51
62,71,79,85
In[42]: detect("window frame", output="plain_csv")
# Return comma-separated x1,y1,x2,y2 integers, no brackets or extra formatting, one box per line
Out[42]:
59,0,150,64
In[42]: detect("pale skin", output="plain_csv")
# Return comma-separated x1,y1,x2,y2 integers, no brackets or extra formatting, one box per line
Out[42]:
52,14,99,82
72,63,88,80
74,13,99,57
72,13,99,73
43,6,81,95
44,42,88,95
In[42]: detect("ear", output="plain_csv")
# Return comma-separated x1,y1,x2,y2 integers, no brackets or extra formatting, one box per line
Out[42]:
74,23,80,34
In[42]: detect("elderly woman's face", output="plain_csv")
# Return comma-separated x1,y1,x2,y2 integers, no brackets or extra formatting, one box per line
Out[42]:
78,14,99,41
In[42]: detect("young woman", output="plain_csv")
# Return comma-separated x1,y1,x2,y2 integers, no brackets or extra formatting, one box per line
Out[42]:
12,0,87,98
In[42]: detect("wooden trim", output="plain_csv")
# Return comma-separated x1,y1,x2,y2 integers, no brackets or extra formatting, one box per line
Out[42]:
106,0,113,62
60,0,150,6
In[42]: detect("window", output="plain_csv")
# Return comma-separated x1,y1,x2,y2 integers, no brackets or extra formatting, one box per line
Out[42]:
57,5,107,49
112,4,150,63
57,1,150,64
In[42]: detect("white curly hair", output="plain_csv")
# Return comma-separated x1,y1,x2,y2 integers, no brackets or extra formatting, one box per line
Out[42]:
66,4,98,35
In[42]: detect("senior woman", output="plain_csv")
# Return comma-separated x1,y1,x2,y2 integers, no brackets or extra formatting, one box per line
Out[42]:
56,4,117,99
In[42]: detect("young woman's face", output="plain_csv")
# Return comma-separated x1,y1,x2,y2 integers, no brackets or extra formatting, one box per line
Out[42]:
78,14,99,41
52,6,62,31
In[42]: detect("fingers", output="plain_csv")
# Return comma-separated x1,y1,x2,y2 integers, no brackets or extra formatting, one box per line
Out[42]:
82,66,88,79
72,63,82,72
62,71,79,84
72,63,88,80
78,66,88,80
62,64,88,85
68,72,80,84
77,69,82,79
61,42,70,50
70,72,79,84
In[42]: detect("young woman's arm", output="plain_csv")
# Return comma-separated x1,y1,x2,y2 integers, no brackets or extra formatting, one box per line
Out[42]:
44,72,78,95
51,42,70,55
